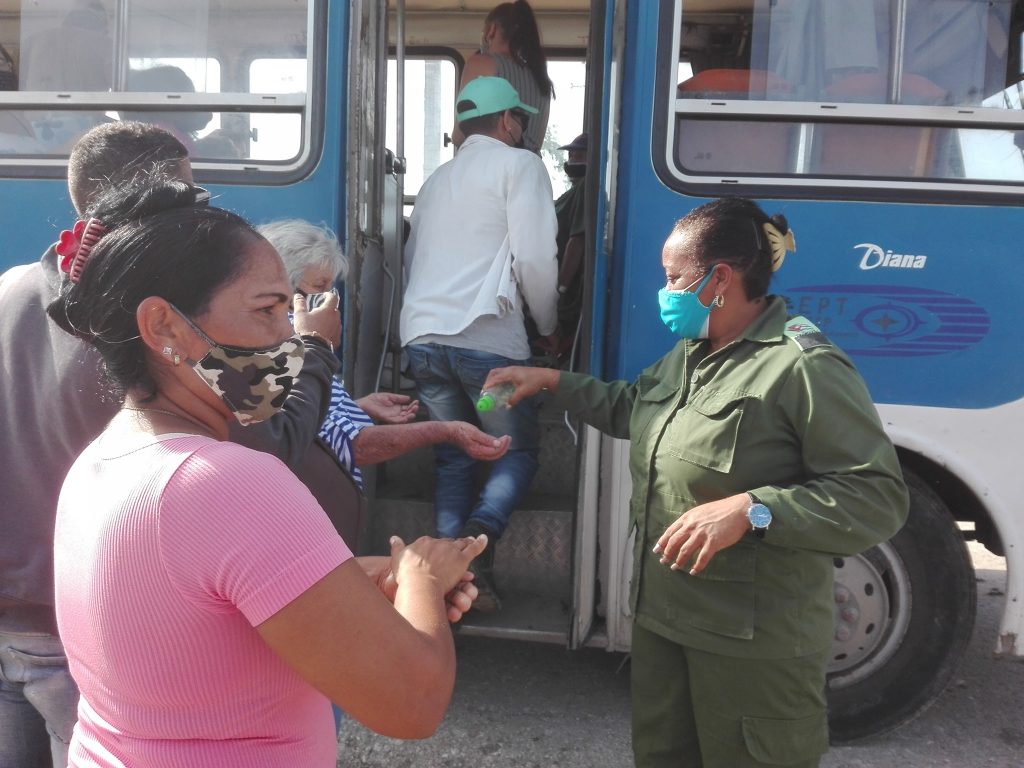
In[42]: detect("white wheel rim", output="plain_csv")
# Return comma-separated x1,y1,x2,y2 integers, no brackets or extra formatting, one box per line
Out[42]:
827,541,913,687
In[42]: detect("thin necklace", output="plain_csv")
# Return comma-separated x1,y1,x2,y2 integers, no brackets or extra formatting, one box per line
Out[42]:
122,406,215,437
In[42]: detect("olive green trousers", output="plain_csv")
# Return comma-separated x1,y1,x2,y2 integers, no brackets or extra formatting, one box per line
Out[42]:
630,623,830,768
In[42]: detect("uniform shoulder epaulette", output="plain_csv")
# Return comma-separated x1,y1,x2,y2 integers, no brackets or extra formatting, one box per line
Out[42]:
782,316,832,351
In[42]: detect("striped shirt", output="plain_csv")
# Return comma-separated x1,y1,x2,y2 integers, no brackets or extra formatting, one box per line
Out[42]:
493,54,551,154
318,379,373,488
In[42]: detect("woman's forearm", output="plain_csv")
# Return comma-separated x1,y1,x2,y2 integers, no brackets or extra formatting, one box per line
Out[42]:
352,422,453,466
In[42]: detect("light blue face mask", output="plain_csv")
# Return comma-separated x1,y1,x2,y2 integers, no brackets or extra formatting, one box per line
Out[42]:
658,268,717,339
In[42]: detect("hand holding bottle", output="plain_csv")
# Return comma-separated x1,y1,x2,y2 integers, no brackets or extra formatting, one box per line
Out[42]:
476,382,517,412
479,366,560,408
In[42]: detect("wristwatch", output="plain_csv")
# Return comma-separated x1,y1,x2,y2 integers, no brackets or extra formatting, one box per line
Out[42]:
746,493,772,538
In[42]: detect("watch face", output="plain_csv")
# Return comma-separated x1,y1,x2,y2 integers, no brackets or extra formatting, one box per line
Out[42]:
748,503,772,529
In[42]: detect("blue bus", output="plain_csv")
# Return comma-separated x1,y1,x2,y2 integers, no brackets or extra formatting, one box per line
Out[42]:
1,0,1021,743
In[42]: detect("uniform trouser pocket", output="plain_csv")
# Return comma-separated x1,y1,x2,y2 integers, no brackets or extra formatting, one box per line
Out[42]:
630,623,828,768
740,712,829,765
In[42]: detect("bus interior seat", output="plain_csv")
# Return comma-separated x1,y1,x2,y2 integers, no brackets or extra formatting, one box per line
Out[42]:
815,73,946,177
678,68,794,99
676,69,796,175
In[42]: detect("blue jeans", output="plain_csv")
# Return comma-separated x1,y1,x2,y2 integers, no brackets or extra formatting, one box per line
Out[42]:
405,343,540,539
0,608,79,768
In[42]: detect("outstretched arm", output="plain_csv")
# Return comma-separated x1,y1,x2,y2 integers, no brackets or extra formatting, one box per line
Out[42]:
352,421,510,466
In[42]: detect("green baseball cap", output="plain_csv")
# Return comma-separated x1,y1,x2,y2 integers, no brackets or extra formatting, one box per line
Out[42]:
456,76,539,122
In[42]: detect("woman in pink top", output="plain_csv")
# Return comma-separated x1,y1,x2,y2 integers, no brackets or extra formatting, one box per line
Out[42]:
47,178,490,767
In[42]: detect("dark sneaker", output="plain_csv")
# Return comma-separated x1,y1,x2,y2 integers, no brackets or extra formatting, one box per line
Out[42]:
460,520,502,612
468,559,502,612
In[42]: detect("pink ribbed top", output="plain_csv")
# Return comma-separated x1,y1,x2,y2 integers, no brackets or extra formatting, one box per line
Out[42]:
54,432,352,767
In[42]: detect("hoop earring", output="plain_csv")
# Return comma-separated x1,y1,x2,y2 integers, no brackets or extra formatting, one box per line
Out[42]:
713,294,725,308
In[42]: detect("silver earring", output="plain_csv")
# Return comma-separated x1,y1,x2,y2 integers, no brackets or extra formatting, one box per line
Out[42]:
714,294,725,308
162,346,173,356
173,354,181,366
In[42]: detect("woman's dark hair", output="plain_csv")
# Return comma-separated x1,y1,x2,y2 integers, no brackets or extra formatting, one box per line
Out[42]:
669,197,790,299
47,177,262,398
487,1,554,98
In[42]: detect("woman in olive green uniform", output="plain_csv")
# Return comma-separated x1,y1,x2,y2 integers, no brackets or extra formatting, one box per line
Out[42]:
482,198,909,768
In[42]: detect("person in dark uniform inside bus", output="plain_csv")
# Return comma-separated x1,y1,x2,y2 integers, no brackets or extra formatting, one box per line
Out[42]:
552,132,587,361
480,197,909,768
525,132,586,363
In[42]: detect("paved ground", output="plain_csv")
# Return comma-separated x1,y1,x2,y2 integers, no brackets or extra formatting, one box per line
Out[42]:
338,543,1024,767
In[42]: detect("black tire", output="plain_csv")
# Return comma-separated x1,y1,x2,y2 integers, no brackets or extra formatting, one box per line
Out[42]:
826,468,977,744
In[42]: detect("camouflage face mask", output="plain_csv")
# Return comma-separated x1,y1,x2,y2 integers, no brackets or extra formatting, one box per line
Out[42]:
170,305,305,426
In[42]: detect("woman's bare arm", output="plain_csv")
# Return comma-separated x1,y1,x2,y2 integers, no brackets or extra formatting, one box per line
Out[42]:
352,421,509,466
257,535,486,738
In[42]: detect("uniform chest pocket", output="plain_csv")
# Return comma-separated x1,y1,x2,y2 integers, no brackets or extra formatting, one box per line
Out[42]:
630,375,679,440
663,388,756,473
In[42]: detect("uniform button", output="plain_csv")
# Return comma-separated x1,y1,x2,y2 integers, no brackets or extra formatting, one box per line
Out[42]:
690,372,699,384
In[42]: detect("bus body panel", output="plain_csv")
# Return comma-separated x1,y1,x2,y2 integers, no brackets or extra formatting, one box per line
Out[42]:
879,399,1024,655
608,0,1024,661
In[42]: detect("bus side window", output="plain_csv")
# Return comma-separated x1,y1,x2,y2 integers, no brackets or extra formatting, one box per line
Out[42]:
386,56,458,214
676,68,796,175
813,73,945,178
0,44,15,91
17,5,112,150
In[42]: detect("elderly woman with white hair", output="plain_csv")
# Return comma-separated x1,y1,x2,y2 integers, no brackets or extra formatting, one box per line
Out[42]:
258,218,510,494
258,219,350,298
259,219,417,426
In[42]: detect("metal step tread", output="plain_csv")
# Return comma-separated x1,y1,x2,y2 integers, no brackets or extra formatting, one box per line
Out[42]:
454,588,571,644
367,501,574,594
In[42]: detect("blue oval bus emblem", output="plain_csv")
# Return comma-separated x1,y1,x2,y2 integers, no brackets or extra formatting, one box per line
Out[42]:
783,285,989,357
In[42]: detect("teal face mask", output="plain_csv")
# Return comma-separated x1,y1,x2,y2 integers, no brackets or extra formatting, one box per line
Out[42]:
658,269,717,339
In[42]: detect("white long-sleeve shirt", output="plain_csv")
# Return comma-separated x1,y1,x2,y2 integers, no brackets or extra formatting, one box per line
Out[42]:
400,134,558,359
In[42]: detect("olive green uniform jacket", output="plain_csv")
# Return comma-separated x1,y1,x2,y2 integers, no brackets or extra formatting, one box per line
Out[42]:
552,297,909,659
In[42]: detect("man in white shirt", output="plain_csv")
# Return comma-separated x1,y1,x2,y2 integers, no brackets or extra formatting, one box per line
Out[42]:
401,76,558,610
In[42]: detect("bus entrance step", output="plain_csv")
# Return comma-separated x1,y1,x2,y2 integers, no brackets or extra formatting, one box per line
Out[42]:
367,498,573,597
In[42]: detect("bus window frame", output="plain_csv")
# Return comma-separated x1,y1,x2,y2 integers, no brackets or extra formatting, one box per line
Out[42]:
386,45,462,206
651,0,1024,206
0,0,326,187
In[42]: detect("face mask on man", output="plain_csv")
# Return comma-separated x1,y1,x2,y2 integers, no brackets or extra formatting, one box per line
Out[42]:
171,305,306,425
657,268,717,339
563,162,586,180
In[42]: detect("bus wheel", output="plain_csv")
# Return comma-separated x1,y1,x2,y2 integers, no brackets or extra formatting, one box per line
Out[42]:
825,468,976,744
